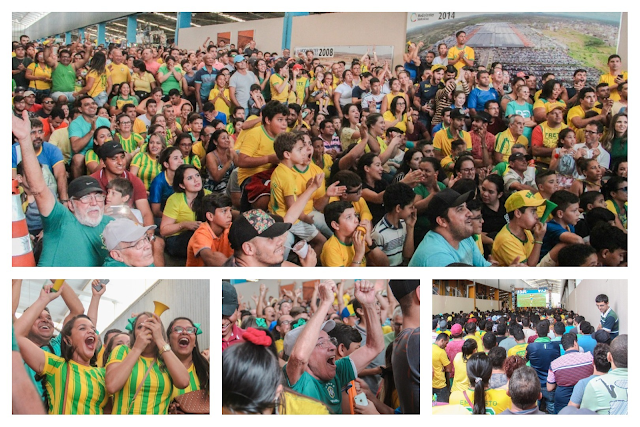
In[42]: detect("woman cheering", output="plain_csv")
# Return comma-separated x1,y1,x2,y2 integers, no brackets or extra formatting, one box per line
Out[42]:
106,312,189,414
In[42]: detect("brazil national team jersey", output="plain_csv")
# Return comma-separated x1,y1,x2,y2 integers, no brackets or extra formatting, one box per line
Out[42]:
106,345,175,414
42,352,108,414
170,362,201,401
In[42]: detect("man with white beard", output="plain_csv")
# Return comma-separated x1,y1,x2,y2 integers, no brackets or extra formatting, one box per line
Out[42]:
12,111,114,266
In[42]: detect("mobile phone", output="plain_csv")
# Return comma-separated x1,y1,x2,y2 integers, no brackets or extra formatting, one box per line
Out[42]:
93,279,110,292
618,74,624,79
354,392,368,406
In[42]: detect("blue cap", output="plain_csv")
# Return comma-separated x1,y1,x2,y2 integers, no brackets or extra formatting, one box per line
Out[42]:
233,54,246,64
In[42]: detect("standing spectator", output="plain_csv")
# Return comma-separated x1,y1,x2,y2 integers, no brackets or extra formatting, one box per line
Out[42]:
229,55,259,117
581,335,627,414
525,320,560,414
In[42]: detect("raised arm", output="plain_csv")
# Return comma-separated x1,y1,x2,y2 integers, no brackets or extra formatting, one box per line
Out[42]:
106,331,149,394
12,280,22,320
348,280,385,373
13,111,56,216
144,314,190,389
15,284,64,375
86,280,107,327
286,280,336,385
256,283,267,319
59,280,85,326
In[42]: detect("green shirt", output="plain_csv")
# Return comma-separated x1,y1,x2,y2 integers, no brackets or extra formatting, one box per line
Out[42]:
103,256,154,267
581,368,628,414
414,181,446,229
158,64,183,95
284,356,356,414
38,202,113,266
52,63,77,93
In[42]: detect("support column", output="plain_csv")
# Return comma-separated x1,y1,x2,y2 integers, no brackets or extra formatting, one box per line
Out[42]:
78,28,85,43
175,12,191,46
282,12,309,52
97,23,106,46
127,14,138,46
65,32,71,45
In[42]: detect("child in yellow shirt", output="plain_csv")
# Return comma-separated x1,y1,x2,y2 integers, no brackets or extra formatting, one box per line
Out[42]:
321,201,368,267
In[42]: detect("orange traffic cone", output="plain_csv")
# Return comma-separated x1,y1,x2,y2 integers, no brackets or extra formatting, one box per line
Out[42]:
12,180,35,267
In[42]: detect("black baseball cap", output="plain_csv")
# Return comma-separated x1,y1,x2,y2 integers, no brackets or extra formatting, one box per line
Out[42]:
222,281,238,317
68,176,104,199
426,189,474,226
450,108,470,119
228,209,291,250
99,141,125,160
472,111,491,123
389,280,420,302
509,152,532,162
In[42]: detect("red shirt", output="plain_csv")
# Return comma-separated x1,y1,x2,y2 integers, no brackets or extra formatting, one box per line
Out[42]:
90,169,147,202
222,324,245,351
470,130,496,161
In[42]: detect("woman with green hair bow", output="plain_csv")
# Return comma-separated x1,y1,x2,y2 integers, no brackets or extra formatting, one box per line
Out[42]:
166,317,210,413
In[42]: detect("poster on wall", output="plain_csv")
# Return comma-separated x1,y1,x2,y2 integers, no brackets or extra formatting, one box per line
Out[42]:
406,12,622,86
293,45,394,68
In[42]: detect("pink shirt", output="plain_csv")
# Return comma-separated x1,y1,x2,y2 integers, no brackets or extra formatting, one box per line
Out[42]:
222,324,245,351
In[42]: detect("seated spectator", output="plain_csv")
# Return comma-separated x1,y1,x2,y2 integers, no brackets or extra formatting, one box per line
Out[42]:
101,218,156,267
499,366,545,415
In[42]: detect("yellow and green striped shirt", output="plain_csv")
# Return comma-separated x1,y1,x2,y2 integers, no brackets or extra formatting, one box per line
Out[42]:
170,363,201,401
42,352,108,414
184,154,202,169
85,149,100,166
106,345,174,414
116,132,144,153
131,151,161,190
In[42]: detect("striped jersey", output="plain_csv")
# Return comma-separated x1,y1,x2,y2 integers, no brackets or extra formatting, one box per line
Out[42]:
85,149,99,166
116,132,144,153
170,362,201,401
106,345,174,414
184,154,202,169
131,151,161,190
42,352,108,414
372,216,407,266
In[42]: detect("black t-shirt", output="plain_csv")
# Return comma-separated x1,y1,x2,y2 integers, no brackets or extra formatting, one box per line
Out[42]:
12,56,33,88
351,85,366,101
362,179,388,226
481,203,508,238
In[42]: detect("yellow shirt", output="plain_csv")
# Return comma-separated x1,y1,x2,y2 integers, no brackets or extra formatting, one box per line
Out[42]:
383,110,409,133
132,71,155,93
495,128,529,158
451,352,471,393
49,127,71,164
433,127,472,157
533,98,566,115
208,87,231,118
133,117,149,135
170,363,201,401
116,132,144,153
294,76,309,103
567,105,602,135
237,125,276,185
107,62,132,85
294,163,326,214
432,344,450,390
270,73,290,102
449,388,512,414
106,345,174,415
465,333,484,353
269,164,301,220
163,190,212,236
192,141,206,161
42,352,107,414
27,62,52,90
283,390,330,414
86,69,108,97
320,235,365,267
363,135,388,154
492,224,535,266
316,153,333,177
599,71,627,101
508,343,528,358
447,45,475,71
328,197,373,221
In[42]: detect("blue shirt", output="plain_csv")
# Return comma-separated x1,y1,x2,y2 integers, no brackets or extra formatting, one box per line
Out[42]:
541,220,575,259
409,230,491,267
577,333,597,354
194,66,218,99
12,141,64,170
467,87,499,111
68,115,111,155
526,337,561,386
148,171,175,212
200,110,227,127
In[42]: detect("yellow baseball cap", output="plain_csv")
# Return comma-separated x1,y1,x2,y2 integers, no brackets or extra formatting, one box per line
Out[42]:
431,64,446,73
546,101,566,113
505,190,546,213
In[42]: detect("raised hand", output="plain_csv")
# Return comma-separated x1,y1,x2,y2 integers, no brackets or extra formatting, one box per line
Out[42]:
317,280,336,303
354,280,376,305
91,279,107,297
12,110,31,141
326,180,346,198
39,282,64,303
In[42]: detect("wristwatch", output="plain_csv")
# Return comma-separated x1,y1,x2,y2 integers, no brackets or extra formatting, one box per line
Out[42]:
159,343,171,356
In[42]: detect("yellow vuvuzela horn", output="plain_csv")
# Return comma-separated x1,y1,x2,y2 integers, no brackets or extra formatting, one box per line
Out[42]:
153,301,170,317
52,279,65,292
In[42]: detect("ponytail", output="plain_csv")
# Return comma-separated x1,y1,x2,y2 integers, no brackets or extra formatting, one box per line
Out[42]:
466,352,492,414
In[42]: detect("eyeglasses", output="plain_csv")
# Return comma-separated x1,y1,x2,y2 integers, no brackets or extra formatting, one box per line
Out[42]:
584,130,599,134
43,100,54,104
617,187,628,192
119,234,153,251
316,337,338,349
119,121,131,125
346,186,362,194
280,320,292,326
460,168,475,173
74,193,106,204
172,326,197,334
470,215,483,221
82,101,97,107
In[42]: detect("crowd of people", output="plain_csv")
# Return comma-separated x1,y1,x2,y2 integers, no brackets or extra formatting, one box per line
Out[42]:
432,293,626,415
11,27,627,267
11,279,210,414
222,279,420,414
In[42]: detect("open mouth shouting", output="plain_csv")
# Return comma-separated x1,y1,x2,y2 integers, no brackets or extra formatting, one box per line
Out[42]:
178,337,191,349
327,355,336,367
85,335,96,352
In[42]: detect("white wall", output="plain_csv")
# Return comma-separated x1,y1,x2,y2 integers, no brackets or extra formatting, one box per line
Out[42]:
564,279,627,335
178,17,285,53
432,295,474,314
476,299,502,312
